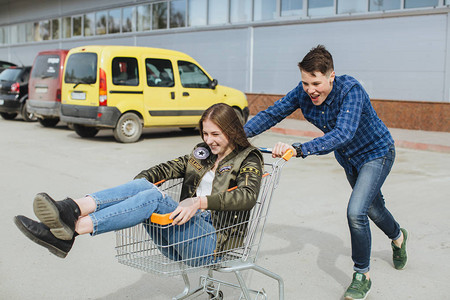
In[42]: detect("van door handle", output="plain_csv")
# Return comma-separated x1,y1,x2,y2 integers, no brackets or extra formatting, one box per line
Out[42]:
170,92,175,99
182,92,189,97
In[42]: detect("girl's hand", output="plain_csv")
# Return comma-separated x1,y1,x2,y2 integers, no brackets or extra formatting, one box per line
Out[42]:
272,142,297,158
170,197,201,225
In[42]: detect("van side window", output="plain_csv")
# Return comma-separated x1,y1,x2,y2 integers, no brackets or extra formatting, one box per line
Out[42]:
112,57,139,86
178,60,210,88
145,59,174,87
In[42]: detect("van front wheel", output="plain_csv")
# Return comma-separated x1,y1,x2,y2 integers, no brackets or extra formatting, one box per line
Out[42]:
114,112,142,143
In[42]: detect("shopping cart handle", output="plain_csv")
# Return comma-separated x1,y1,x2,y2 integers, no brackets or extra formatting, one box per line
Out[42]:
258,147,294,161
150,213,173,225
258,147,273,153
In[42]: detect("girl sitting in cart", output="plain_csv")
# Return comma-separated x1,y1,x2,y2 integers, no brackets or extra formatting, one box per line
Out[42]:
14,103,263,266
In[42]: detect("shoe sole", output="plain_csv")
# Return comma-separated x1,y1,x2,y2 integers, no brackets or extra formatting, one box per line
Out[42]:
14,216,68,258
344,289,370,300
33,193,74,240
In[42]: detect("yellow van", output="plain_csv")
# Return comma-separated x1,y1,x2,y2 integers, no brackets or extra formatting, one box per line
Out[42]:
60,45,248,143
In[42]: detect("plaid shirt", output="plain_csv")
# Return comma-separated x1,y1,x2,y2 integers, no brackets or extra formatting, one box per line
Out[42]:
244,75,394,176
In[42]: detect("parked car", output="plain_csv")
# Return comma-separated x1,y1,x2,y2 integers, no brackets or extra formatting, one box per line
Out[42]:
28,49,69,127
60,45,249,143
0,66,35,121
0,60,17,72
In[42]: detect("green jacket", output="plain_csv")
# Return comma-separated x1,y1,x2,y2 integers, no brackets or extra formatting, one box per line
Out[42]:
134,142,263,253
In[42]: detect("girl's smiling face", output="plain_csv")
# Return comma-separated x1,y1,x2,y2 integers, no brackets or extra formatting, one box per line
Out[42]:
202,119,234,160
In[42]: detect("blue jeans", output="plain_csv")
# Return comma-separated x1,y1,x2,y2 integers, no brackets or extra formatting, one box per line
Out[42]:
345,145,400,273
88,178,217,266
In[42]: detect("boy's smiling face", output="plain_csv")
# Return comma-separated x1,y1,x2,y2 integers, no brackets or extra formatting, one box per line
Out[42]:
301,70,335,106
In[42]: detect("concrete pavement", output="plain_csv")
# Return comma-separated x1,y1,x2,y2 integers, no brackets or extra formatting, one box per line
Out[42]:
1,118,449,299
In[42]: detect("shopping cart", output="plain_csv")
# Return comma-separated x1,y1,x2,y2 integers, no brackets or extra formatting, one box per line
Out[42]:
115,149,293,299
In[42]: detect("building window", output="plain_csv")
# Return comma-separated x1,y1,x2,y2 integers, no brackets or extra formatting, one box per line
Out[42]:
338,0,367,14
109,9,121,34
208,0,228,24
153,2,168,29
404,0,439,8
281,0,303,17
38,20,51,40
96,11,107,35
369,0,401,11
10,25,19,44
32,22,40,41
170,0,186,28
84,13,95,36
230,0,252,23
189,0,207,27
137,5,151,31
62,17,71,38
25,23,34,42
51,19,60,40
0,27,8,45
122,7,134,33
308,0,334,16
73,16,82,37
254,0,277,21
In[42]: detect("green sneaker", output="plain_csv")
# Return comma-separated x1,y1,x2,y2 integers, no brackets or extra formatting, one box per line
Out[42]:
344,272,371,300
392,228,408,270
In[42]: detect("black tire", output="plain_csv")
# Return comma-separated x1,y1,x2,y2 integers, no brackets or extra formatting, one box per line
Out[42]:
38,117,60,128
233,107,245,125
73,124,99,138
0,112,17,120
113,112,142,143
21,99,37,122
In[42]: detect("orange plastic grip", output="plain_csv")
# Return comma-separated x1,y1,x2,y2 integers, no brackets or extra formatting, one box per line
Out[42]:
282,149,294,161
150,213,173,225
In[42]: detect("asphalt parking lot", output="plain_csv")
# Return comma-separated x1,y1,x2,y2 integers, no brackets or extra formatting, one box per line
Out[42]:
1,118,449,299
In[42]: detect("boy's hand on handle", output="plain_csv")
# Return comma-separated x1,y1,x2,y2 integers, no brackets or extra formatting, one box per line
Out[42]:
272,142,297,158
170,197,201,225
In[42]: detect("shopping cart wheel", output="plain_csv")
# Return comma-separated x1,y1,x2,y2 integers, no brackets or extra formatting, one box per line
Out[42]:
207,290,223,299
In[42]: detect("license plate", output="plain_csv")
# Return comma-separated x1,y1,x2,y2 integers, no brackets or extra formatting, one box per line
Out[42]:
0,99,4,105
35,87,48,94
71,92,86,100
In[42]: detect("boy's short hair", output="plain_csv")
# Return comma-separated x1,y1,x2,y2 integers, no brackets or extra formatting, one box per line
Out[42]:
298,45,334,75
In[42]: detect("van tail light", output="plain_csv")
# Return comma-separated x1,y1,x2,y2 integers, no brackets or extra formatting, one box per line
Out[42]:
99,68,107,106
11,82,20,94
56,88,61,102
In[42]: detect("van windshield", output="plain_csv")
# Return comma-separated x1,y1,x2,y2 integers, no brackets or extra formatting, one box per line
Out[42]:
64,52,97,84
31,55,61,79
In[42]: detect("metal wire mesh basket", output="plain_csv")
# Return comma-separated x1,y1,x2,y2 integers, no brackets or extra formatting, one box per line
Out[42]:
115,150,292,299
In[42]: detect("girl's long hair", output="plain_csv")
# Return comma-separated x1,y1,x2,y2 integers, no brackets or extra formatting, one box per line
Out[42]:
199,103,251,151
